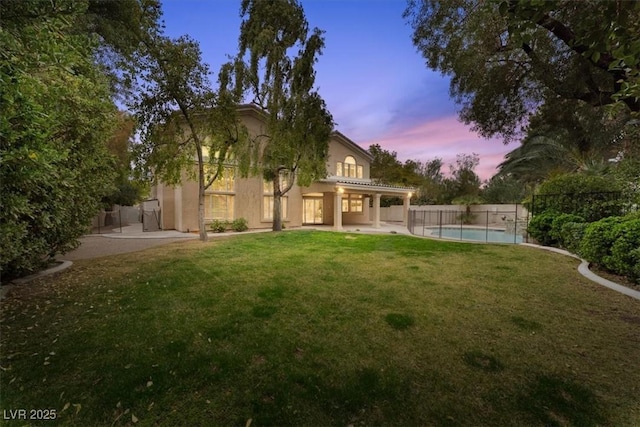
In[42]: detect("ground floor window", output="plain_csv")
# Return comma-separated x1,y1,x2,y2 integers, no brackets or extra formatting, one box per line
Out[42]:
205,194,234,220
263,196,288,220
342,194,363,213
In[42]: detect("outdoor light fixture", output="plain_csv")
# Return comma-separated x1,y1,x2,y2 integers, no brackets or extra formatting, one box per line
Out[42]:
408,192,413,198
337,187,344,194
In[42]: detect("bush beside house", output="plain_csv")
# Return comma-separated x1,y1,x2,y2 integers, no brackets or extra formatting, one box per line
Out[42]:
210,218,249,233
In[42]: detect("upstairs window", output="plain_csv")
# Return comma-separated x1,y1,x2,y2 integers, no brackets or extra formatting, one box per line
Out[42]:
344,156,356,178
337,156,363,178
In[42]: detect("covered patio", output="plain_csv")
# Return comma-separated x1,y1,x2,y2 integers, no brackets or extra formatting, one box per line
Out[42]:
301,178,414,230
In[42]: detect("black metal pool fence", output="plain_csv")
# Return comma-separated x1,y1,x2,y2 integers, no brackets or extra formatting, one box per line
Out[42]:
408,208,529,244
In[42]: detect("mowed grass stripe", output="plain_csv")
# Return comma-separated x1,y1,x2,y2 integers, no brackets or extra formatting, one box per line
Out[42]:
1,231,638,426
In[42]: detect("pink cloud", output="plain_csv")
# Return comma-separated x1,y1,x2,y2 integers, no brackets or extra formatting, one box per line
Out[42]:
360,115,517,181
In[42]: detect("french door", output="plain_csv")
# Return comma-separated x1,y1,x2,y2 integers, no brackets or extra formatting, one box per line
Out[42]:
303,198,323,224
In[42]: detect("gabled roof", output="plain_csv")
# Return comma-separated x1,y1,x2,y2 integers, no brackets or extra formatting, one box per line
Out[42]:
330,130,373,161
237,103,267,121
237,104,373,161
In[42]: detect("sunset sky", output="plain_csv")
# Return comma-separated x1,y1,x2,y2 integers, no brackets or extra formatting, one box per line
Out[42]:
162,0,518,180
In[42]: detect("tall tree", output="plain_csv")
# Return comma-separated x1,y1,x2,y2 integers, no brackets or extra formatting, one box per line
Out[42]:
368,144,406,185
83,0,163,99
131,33,247,241
102,112,148,207
449,153,481,198
229,0,334,231
404,0,640,143
368,144,449,205
497,102,623,184
481,174,528,204
0,0,120,277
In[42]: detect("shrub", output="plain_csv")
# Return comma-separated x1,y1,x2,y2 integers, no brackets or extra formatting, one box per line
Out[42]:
527,212,557,245
231,217,248,232
608,219,640,282
560,222,588,254
210,220,228,233
550,213,585,248
579,217,625,263
533,173,624,221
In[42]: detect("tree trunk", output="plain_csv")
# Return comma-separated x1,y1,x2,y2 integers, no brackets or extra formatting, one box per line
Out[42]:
198,183,208,241
272,176,282,231
197,147,208,242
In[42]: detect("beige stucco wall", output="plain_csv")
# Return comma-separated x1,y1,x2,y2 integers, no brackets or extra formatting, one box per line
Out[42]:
323,192,334,225
178,178,199,232
234,175,304,230
326,136,371,179
156,184,175,230
234,176,262,229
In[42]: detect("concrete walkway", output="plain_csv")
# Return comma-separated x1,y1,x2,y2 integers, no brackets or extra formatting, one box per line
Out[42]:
62,222,409,261
98,222,412,239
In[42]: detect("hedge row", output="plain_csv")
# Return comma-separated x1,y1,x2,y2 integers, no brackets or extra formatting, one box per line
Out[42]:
528,212,640,283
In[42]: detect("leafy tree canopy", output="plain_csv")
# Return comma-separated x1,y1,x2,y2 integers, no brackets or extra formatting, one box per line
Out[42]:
404,0,640,142
102,113,148,207
1,0,124,278
229,0,334,231
130,23,248,241
481,174,528,204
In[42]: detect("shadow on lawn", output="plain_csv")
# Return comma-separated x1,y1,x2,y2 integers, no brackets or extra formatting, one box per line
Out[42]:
517,374,607,426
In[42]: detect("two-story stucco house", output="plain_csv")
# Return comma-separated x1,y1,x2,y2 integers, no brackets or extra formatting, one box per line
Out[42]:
152,104,413,232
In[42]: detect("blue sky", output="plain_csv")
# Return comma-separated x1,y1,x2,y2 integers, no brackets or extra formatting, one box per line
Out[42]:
161,0,516,180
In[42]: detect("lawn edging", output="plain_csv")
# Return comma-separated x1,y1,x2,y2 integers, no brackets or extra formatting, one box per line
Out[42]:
520,243,640,301
0,259,73,300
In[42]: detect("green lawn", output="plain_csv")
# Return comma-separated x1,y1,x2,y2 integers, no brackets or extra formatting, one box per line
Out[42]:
1,231,639,426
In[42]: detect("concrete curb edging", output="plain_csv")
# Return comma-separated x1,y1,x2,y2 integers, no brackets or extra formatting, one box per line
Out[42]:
520,243,640,301
0,260,73,301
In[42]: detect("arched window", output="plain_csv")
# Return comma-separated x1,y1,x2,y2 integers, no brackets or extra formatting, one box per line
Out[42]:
336,156,363,178
344,156,356,178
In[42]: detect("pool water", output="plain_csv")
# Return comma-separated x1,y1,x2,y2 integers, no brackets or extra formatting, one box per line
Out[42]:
425,226,524,243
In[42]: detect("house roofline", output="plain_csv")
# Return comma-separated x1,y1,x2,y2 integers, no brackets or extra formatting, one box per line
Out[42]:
319,177,414,194
237,103,268,120
330,130,373,161
236,104,373,161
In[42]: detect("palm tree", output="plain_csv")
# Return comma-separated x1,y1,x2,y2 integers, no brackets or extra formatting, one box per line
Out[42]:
498,133,612,184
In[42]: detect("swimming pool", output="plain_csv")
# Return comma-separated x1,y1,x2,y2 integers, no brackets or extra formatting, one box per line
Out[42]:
424,226,524,243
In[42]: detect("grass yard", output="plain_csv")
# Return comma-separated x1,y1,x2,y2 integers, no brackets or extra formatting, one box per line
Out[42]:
1,231,639,426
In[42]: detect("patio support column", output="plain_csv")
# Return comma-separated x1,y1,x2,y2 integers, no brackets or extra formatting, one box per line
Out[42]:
373,193,381,228
403,193,411,226
334,190,343,230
